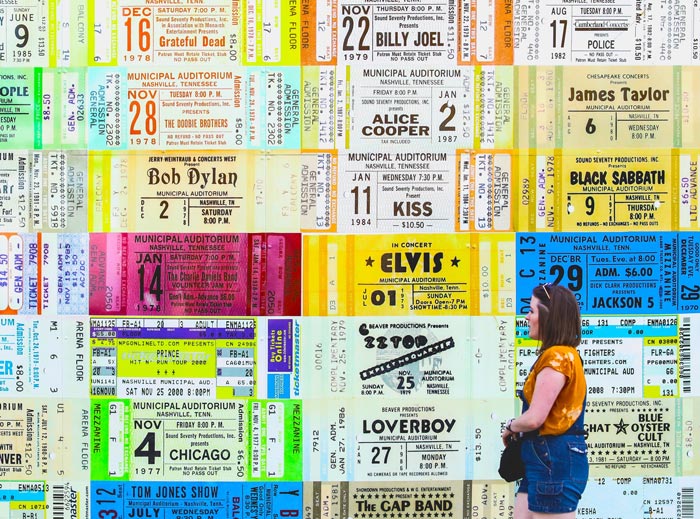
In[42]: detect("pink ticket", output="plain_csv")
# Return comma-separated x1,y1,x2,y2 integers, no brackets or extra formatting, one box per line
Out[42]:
88,233,301,316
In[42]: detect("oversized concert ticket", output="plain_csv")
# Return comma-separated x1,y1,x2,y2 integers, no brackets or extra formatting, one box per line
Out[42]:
0,151,88,232
0,317,89,398
87,66,302,150
300,316,470,400
88,232,302,316
346,66,473,149
0,0,49,67
304,398,470,481
115,0,240,66
332,0,457,65
514,0,700,65
0,481,89,519
557,150,674,231
516,232,700,314
516,315,682,399
584,397,699,477
0,69,40,149
0,399,91,481
88,150,302,233
92,481,303,519
91,399,303,481
0,233,89,315
579,476,700,519
90,317,301,399
303,234,472,316
302,480,490,519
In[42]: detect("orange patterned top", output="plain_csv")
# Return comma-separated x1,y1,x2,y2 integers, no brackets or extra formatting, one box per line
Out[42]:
522,345,586,435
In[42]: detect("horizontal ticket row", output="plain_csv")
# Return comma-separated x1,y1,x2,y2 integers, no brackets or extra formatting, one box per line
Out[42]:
4,149,700,234
3,66,700,150
5,0,700,67
0,397,697,482
1,232,699,316
0,478,697,519
0,314,696,400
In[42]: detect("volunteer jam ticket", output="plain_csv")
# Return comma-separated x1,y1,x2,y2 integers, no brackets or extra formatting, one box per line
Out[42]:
0,481,89,519
91,399,303,481
90,317,301,400
0,399,90,481
303,233,515,316
91,481,302,519
516,232,700,314
0,233,88,315
0,151,88,233
88,232,301,316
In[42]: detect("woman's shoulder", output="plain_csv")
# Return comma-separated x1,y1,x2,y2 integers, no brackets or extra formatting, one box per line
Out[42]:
537,345,579,371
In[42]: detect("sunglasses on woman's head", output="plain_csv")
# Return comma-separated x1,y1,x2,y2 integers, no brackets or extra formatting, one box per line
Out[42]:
541,283,552,300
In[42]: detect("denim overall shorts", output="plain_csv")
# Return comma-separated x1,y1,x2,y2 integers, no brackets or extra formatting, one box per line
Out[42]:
516,391,589,513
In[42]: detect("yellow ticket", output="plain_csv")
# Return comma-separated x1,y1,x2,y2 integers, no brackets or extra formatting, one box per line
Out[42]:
88,150,301,232
678,150,700,230
303,234,515,316
557,150,675,231
559,67,676,149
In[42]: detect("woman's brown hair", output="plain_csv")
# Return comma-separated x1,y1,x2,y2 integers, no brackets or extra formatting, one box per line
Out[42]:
532,283,581,351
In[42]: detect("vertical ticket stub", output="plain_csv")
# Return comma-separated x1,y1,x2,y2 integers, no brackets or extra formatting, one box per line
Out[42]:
40,68,89,149
303,234,471,316
117,0,239,66
0,69,39,149
87,68,127,150
88,150,301,233
300,66,346,149
0,317,89,398
348,66,473,149
679,315,700,397
0,1,49,66
470,316,515,399
243,0,300,65
459,0,514,65
585,398,698,477
0,399,90,480
336,151,458,233
302,480,479,519
516,232,683,315
91,399,303,481
0,481,89,519
0,233,89,315
54,0,89,67
558,150,674,231
300,316,470,400
90,317,260,399
89,233,302,316
516,315,681,399
92,481,303,519
337,0,456,64
458,151,514,232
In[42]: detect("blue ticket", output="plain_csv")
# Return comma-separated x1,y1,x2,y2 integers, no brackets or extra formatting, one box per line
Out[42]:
515,232,697,314
91,481,303,519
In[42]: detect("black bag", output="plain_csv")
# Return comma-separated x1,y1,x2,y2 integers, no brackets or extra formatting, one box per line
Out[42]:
498,437,525,482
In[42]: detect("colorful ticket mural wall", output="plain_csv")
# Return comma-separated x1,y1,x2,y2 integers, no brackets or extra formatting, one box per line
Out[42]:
0,1,699,518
